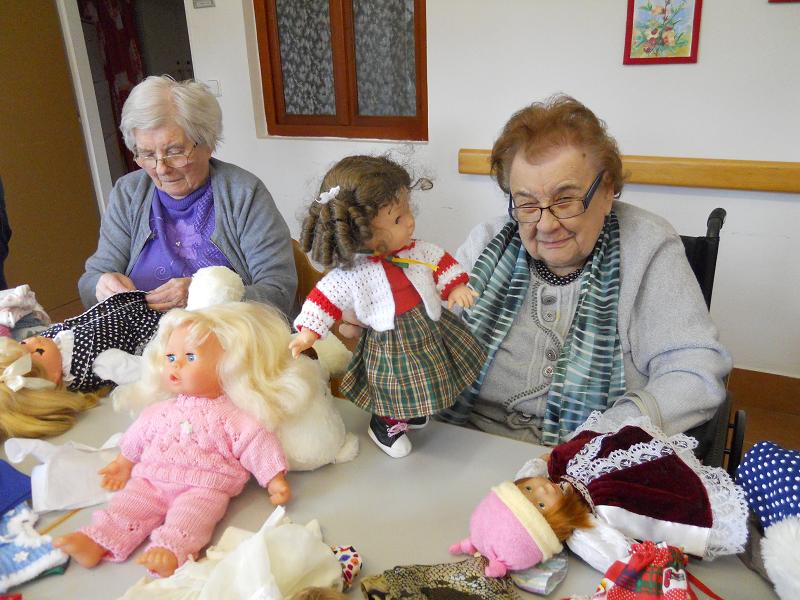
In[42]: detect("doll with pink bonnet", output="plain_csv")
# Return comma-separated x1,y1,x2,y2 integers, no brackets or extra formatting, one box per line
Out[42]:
453,412,747,577
54,302,291,577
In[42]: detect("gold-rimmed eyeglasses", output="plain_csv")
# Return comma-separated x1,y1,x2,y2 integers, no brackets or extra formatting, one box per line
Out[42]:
508,170,605,224
134,142,198,170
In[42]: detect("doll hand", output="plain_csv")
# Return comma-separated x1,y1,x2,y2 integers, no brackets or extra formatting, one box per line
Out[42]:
337,310,366,340
267,472,291,505
540,453,550,463
289,329,318,359
96,272,136,302
145,277,191,311
447,285,479,310
98,454,134,491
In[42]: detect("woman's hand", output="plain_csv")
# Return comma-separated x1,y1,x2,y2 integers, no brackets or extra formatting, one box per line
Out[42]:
447,284,480,310
96,272,136,302
98,454,134,491
267,472,291,505
289,329,318,359
337,310,366,340
145,277,191,311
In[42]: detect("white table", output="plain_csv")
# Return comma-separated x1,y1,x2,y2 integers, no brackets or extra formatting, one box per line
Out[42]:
4,398,776,599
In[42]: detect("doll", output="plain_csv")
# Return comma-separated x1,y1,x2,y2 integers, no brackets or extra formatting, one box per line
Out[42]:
514,412,748,563
53,302,291,578
0,291,161,439
0,336,98,439
289,155,486,458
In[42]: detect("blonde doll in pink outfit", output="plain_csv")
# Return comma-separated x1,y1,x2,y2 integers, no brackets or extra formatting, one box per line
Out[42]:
54,302,292,577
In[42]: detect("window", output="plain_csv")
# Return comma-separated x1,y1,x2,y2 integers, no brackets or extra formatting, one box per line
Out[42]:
253,0,427,140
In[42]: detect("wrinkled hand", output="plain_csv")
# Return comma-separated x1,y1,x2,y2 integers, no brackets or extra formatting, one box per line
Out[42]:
337,310,366,340
447,284,479,310
267,472,291,505
96,272,136,302
145,277,191,311
289,329,318,359
98,454,134,491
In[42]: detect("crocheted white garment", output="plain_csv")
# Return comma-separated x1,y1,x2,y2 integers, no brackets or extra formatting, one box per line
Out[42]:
294,240,467,336
567,411,748,560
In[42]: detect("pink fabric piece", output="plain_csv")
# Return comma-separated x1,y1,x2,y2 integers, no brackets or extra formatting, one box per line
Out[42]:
451,490,543,577
83,478,229,567
119,394,287,495
0,324,11,337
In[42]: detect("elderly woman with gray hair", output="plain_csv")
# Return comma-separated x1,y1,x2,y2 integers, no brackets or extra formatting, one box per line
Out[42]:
79,76,296,314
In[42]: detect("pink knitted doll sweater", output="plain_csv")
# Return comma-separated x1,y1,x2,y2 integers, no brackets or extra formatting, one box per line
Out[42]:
119,394,287,496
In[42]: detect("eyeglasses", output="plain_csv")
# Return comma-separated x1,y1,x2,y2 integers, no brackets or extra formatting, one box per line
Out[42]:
508,170,605,224
134,143,198,170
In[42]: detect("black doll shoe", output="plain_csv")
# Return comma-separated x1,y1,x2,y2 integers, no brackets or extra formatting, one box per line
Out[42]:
368,415,412,459
405,415,430,429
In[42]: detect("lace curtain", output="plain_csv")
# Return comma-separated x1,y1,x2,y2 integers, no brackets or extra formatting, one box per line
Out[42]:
275,0,416,117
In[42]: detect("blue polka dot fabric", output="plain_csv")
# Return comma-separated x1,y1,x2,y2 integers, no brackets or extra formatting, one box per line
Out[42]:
736,441,800,528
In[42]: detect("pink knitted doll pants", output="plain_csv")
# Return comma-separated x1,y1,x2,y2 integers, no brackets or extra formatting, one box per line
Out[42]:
82,477,230,568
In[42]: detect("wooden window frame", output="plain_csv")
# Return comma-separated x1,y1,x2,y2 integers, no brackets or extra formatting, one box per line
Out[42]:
253,0,428,141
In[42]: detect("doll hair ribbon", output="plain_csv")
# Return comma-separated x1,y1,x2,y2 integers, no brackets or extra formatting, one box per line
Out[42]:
317,185,340,204
0,353,56,392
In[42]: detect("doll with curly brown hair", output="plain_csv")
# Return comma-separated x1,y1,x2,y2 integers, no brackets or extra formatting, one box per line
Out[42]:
289,155,485,458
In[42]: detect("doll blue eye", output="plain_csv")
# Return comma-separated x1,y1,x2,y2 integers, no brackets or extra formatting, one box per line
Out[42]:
186,353,196,362
166,354,176,363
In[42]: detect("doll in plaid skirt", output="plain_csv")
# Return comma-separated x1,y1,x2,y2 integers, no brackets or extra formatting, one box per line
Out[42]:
290,155,485,458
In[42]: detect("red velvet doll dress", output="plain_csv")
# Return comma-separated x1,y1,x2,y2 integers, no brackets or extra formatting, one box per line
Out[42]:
545,413,747,560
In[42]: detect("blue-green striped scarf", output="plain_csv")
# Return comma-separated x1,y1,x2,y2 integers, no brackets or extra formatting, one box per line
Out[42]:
440,213,625,445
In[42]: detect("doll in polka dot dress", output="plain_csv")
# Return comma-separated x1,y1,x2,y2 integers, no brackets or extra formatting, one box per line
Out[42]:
54,302,291,577
289,155,486,458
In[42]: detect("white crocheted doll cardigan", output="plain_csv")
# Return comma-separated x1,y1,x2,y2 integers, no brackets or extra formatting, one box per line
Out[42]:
294,240,468,337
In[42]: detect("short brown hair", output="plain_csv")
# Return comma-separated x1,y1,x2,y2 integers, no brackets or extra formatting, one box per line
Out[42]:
540,484,593,541
299,155,412,269
491,95,624,196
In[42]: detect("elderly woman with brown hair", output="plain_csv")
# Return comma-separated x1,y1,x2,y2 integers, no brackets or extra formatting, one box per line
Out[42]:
436,95,731,445
79,76,296,314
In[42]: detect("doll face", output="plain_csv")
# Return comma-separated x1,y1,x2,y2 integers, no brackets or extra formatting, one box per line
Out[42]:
163,324,224,398
365,188,415,255
516,476,567,512
21,336,63,385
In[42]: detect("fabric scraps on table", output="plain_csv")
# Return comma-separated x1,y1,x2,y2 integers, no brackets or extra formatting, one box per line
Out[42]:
360,555,521,600
0,504,67,593
0,462,30,517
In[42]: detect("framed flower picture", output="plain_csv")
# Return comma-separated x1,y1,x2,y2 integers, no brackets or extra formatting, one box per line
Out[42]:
624,0,703,64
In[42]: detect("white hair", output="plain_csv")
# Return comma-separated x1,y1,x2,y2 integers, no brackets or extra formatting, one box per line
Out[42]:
120,75,223,152
112,302,322,431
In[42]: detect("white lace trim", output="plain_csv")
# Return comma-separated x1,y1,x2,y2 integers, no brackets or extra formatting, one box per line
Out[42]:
568,411,748,559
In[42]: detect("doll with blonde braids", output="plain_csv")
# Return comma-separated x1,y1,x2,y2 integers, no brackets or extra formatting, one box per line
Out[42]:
0,337,98,439
290,155,486,458
55,302,292,577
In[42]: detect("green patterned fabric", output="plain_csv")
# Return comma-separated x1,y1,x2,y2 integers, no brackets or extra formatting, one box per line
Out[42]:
340,305,484,419
438,222,530,425
541,212,625,444
440,214,626,446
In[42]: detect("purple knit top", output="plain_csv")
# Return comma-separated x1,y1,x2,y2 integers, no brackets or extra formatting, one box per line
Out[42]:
129,179,233,291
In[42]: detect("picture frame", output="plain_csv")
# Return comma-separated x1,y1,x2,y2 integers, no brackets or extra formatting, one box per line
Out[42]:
624,0,703,64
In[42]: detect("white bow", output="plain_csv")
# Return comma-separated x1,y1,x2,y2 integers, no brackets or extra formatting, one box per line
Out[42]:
0,353,56,392
316,185,340,205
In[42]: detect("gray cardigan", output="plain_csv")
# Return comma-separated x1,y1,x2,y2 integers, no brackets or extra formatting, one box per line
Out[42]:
79,158,297,316
456,201,732,436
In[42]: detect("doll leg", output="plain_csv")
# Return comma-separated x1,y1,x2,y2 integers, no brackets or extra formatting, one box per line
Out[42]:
61,477,169,564
368,415,412,458
144,485,230,574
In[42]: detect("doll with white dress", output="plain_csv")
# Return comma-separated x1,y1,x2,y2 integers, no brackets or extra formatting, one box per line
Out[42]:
54,302,291,577
290,155,486,458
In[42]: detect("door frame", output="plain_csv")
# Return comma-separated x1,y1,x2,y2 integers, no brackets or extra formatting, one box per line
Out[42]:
55,0,112,214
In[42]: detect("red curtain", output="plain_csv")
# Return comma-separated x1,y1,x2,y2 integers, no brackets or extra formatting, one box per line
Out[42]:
78,0,144,173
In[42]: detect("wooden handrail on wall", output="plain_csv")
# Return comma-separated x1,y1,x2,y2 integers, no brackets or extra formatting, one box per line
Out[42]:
458,149,800,194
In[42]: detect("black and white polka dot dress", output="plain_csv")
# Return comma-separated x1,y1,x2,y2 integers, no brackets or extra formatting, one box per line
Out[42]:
40,291,162,392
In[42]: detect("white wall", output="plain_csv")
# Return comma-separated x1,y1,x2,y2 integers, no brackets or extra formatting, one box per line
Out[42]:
183,0,800,377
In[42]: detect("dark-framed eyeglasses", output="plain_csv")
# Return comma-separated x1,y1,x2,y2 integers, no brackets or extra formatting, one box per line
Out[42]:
135,142,198,170
508,170,606,224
